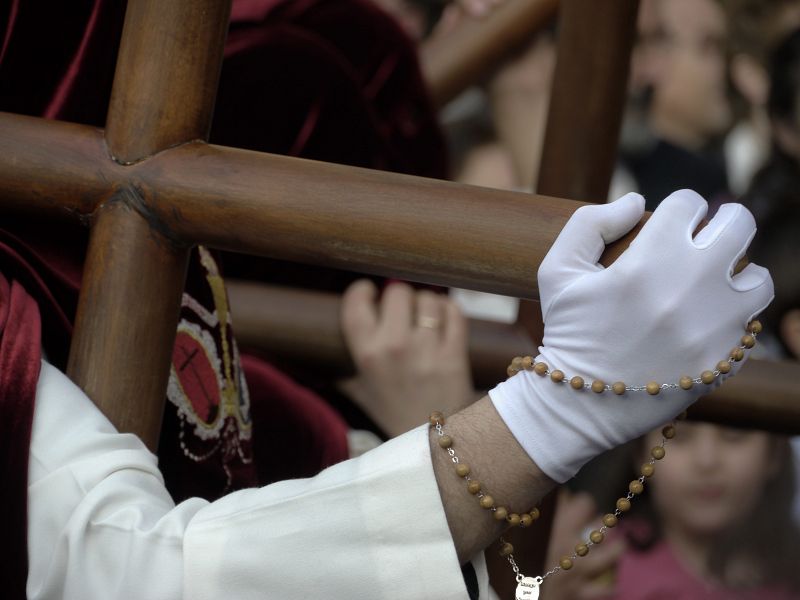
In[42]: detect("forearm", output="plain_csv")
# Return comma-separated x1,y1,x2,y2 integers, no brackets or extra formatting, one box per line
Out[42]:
430,395,556,563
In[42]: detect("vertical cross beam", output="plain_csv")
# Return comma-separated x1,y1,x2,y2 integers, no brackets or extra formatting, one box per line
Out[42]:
67,0,232,451
496,1,639,593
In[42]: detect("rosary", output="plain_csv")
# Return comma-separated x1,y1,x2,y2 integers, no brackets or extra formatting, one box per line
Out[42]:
429,320,761,599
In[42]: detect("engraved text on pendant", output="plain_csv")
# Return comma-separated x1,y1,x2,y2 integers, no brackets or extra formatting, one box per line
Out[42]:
515,576,540,600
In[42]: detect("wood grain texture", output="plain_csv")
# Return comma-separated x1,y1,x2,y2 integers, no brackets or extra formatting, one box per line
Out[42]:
226,281,800,434
105,0,232,163
67,199,189,449
420,0,559,108
537,0,639,203
65,0,232,451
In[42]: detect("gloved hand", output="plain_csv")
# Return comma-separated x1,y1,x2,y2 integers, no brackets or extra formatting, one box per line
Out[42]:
489,190,774,483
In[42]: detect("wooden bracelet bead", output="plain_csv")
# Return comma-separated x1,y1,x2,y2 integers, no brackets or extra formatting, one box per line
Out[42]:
507,513,521,527
629,480,644,495
529,507,540,521
520,513,533,527
612,381,626,395
499,542,514,557
589,530,604,544
560,557,574,570
429,411,444,426
479,495,495,509
602,514,618,528
493,506,508,521
679,376,693,390
748,320,762,334
438,435,453,449
616,498,631,512
641,463,655,477
731,347,745,361
575,543,589,557
467,480,481,495
662,425,676,439
455,463,471,478
651,446,666,460
521,356,534,369
741,334,755,349
646,381,660,395
533,362,548,376
550,369,565,382
717,360,731,374
701,370,715,384
570,376,584,390
591,379,605,393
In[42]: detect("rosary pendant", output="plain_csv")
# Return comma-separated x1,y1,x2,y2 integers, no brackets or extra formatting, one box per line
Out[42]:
515,576,542,599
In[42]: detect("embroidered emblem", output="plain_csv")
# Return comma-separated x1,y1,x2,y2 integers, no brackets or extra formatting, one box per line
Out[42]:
166,246,253,490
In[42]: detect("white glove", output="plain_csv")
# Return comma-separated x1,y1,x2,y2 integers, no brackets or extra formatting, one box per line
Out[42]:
489,190,774,483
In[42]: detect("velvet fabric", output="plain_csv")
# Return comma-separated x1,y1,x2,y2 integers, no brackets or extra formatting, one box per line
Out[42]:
0,273,42,600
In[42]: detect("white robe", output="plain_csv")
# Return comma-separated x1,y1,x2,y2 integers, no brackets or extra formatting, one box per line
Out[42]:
27,361,493,599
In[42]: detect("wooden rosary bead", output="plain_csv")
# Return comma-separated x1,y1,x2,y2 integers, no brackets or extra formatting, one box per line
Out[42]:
429,412,444,426
511,356,524,369
612,381,626,395
679,376,693,390
662,425,676,439
701,370,715,384
438,435,453,449
731,347,745,361
651,446,666,460
493,506,508,521
559,557,574,570
507,513,521,527
499,542,514,557
748,320,762,334
616,498,631,512
589,530,604,544
467,480,481,495
602,514,618,528
570,376,585,390
455,463,470,478
534,362,548,376
575,543,589,557
479,495,495,509
641,463,655,478
529,507,540,521
520,513,533,527
550,370,565,383
646,381,660,395
507,366,519,377
741,334,755,349
629,480,644,495
521,356,534,370
717,360,731,374
591,379,605,393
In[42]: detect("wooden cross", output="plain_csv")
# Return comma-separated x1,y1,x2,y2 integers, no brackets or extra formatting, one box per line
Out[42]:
2,1,798,592
1,0,797,453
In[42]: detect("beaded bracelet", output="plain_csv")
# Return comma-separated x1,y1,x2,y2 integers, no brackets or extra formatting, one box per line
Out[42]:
432,320,760,599
506,320,761,395
431,410,677,599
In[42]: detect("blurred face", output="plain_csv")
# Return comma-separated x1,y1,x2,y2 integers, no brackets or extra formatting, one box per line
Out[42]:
645,422,777,538
649,0,732,145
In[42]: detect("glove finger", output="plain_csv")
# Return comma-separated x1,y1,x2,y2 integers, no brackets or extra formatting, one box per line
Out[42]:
636,189,708,244
693,203,757,273
730,262,774,326
539,192,644,284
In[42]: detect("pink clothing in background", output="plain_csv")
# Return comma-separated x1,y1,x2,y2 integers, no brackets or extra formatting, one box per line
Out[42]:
615,540,797,600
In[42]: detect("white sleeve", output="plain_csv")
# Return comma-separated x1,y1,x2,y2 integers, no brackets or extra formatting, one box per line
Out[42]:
28,361,490,600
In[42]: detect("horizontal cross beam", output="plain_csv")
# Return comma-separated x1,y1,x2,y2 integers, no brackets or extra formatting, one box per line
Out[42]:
0,110,641,300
